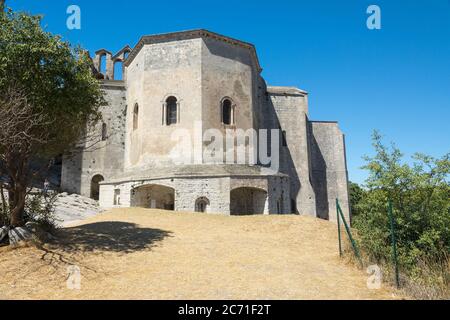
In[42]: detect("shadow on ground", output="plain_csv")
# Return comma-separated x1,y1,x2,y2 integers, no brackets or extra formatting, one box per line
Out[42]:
53,221,172,254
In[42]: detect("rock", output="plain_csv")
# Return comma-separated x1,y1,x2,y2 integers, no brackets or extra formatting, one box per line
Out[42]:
25,221,40,233
0,226,9,242
9,227,32,246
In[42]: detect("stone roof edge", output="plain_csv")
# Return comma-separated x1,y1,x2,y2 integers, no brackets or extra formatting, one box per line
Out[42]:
123,29,262,73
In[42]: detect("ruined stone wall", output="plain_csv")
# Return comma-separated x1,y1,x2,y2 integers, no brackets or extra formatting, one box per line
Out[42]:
61,81,126,197
308,121,350,222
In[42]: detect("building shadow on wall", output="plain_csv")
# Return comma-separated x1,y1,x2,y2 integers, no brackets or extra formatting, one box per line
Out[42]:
262,95,329,218
54,221,172,254
307,126,329,220
263,97,303,214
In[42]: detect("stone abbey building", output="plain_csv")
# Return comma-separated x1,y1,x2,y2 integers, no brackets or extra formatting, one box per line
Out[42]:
61,30,350,221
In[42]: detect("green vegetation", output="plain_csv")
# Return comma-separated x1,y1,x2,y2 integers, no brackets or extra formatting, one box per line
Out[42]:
0,7,104,227
351,131,450,298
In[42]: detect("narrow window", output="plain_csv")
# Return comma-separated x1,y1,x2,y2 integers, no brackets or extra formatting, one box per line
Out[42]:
114,189,121,206
282,130,287,147
222,99,233,125
166,96,178,126
133,103,139,130
101,123,107,141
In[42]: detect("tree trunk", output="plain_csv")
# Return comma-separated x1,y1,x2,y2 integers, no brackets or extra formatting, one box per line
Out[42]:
9,182,26,227
0,183,7,225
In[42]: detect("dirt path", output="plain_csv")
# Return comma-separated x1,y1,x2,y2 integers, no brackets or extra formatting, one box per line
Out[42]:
0,209,402,300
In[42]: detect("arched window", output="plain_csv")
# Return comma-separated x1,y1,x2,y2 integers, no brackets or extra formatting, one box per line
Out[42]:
101,123,107,141
165,96,178,126
222,98,234,125
195,197,210,213
133,103,139,130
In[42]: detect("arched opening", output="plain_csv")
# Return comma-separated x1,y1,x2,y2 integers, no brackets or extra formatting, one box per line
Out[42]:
230,187,267,215
165,96,178,126
222,98,234,125
123,51,130,60
101,123,107,141
113,60,123,80
133,103,139,130
195,197,210,213
90,174,104,200
131,184,175,210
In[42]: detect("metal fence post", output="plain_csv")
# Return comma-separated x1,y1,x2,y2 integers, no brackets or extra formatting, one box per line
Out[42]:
388,200,400,288
336,199,342,257
337,199,363,268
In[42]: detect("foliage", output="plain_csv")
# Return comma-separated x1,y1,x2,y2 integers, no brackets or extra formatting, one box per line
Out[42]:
0,189,58,233
352,131,450,293
24,191,59,233
0,7,104,226
0,8,103,158
348,181,366,217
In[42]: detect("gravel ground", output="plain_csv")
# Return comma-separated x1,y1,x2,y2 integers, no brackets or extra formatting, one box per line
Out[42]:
0,208,404,300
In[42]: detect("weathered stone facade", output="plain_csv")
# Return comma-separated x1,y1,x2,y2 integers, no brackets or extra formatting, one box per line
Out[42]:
61,30,350,220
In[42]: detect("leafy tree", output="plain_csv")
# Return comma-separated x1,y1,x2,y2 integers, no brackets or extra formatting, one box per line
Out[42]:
348,181,366,217
353,131,450,273
0,8,103,227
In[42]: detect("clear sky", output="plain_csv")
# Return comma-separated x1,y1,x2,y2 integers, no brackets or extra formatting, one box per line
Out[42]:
7,0,450,184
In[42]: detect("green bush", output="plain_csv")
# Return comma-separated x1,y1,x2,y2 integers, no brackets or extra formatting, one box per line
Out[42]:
352,132,450,295
24,192,59,233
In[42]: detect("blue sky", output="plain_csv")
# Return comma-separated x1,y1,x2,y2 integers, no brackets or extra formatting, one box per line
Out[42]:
7,0,450,184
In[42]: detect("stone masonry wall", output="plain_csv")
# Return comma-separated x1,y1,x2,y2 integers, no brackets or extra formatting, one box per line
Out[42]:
99,175,289,215
308,121,350,222
61,81,126,197
264,89,316,216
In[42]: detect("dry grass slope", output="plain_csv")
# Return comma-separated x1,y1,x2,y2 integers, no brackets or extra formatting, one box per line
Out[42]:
0,208,403,300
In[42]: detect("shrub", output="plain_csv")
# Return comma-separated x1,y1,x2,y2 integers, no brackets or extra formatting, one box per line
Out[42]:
0,190,59,233
24,191,59,233
352,131,450,298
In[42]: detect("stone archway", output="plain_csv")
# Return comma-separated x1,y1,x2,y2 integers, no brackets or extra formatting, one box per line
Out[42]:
131,184,175,210
230,187,267,215
90,174,104,200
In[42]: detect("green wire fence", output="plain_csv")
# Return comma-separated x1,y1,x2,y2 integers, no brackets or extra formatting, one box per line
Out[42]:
336,198,401,288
